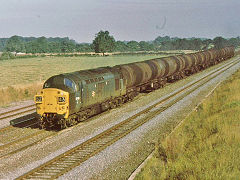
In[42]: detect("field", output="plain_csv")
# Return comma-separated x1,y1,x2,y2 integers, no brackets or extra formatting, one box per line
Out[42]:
135,69,240,179
0,54,171,106
0,54,172,88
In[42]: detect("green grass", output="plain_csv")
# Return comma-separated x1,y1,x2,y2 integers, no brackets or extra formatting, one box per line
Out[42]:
0,83,42,106
135,69,240,180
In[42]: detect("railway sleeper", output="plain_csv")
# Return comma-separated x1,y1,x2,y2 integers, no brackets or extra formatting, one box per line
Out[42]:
71,155,91,159
81,144,101,149
64,156,82,160
71,148,92,152
41,168,63,172
61,160,78,163
73,150,92,155
95,138,113,143
44,167,65,170
64,157,83,161
27,175,52,179
29,172,52,176
34,171,57,175
51,163,70,167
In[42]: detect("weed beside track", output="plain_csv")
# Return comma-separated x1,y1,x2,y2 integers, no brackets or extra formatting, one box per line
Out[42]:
135,66,240,180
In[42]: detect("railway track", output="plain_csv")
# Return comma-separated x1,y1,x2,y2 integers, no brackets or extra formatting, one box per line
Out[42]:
0,114,57,159
16,58,240,179
0,103,35,121
0,127,56,159
0,104,46,158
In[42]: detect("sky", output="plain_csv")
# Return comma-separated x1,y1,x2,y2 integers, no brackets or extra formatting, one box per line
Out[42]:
0,0,239,43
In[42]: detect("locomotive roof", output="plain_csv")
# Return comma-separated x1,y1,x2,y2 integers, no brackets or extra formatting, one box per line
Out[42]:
44,66,119,89
60,66,117,81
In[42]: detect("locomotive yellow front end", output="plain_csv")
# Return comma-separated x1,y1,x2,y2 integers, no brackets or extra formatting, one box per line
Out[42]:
35,88,69,128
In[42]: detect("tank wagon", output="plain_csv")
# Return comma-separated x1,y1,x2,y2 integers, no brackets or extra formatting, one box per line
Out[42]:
35,47,234,129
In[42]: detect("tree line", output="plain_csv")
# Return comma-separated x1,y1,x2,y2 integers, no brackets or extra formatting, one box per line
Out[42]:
0,31,240,55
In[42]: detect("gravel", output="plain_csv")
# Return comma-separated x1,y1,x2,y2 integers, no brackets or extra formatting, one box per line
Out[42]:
0,57,239,179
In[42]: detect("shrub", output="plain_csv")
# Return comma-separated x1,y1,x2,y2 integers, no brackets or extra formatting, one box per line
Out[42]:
0,52,15,60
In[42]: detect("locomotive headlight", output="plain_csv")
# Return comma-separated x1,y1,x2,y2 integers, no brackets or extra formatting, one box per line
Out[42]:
58,96,66,103
35,96,43,103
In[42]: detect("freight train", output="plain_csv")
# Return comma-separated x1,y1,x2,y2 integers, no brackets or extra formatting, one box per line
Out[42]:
35,47,234,129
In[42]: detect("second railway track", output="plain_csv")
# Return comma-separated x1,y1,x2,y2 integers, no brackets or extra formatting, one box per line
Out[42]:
0,103,35,121
0,127,56,158
16,57,240,179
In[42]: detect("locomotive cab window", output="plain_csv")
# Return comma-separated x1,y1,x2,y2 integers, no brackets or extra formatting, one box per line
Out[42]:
43,82,50,88
64,78,76,91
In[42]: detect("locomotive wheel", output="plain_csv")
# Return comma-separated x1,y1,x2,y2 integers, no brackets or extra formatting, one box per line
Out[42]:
66,120,72,127
40,121,45,129
40,116,48,129
59,119,67,129
110,102,117,109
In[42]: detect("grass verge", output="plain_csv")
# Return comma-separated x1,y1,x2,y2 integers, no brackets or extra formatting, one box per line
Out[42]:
135,69,240,180
0,83,42,107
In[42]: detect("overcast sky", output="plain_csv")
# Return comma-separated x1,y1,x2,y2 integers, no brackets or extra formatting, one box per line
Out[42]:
0,0,239,42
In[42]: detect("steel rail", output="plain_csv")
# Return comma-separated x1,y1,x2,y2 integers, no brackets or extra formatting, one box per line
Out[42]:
0,116,54,159
0,104,35,121
16,58,240,180
0,130,56,159
0,125,15,134
0,118,38,136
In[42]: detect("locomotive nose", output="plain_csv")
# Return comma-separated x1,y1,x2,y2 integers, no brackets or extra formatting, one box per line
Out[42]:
35,88,69,118
44,89,59,113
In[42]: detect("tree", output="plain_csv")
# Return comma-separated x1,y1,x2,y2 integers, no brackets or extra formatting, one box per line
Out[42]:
60,40,75,53
213,37,228,49
115,41,128,52
127,41,140,51
36,37,49,53
5,35,25,53
202,39,213,50
25,37,48,54
0,52,15,60
153,36,171,45
228,37,240,48
92,31,115,55
191,38,202,50
139,41,154,51
76,43,92,52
